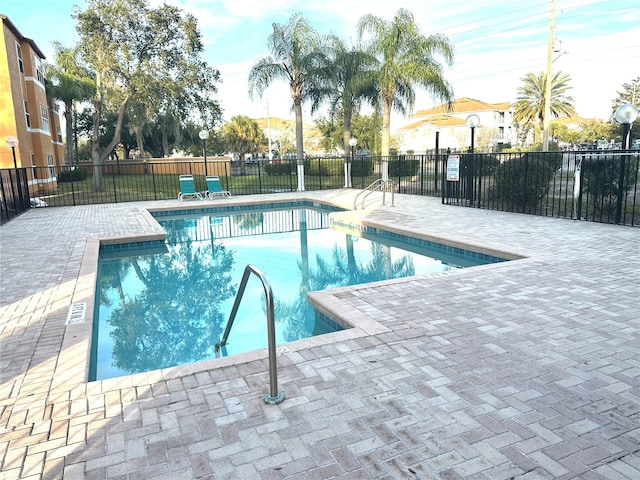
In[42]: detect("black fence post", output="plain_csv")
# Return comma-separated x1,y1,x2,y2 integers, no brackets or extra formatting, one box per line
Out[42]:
477,154,483,208
614,153,626,224
111,167,118,203
152,163,157,200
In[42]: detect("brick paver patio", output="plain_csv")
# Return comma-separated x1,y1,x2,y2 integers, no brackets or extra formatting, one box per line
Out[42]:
1,190,638,479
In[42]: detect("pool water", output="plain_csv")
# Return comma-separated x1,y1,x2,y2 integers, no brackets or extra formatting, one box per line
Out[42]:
91,203,505,380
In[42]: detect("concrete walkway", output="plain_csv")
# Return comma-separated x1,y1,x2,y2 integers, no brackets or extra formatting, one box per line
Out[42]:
1,190,638,479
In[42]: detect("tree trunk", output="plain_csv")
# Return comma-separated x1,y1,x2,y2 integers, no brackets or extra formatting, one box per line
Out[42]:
381,96,392,181
64,100,73,166
343,108,353,188
92,87,130,190
294,100,305,191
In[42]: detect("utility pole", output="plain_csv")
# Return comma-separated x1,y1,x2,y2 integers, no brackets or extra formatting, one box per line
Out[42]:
542,0,556,151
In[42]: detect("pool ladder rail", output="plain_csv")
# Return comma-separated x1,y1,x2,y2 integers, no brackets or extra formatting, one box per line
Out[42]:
215,264,285,405
353,179,396,210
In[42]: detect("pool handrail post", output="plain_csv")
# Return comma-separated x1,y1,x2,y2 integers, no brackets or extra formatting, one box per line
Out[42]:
219,264,284,405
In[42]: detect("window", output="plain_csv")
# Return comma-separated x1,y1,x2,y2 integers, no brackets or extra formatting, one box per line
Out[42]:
57,125,63,143
24,101,31,127
47,155,55,178
16,43,24,74
40,105,49,133
35,58,45,84
31,154,37,179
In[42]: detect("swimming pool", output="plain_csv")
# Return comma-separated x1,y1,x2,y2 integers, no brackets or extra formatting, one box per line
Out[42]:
91,202,506,380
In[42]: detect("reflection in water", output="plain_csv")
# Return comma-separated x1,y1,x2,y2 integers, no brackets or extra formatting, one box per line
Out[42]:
94,207,465,380
95,236,236,379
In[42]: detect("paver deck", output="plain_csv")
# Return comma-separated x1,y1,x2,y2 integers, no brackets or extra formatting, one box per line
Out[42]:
1,190,638,479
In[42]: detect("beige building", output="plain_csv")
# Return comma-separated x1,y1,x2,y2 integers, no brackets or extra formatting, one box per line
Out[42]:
398,97,516,153
1,15,64,193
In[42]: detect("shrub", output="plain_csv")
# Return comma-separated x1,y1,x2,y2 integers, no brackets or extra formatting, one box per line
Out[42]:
57,167,89,182
388,158,419,177
351,157,374,177
492,154,557,212
475,155,500,176
581,153,639,217
304,158,343,176
264,162,295,176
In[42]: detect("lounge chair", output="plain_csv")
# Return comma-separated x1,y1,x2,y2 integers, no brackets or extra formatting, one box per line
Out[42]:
206,176,231,198
178,175,202,201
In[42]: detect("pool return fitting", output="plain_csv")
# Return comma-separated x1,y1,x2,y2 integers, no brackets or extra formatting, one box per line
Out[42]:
215,264,285,405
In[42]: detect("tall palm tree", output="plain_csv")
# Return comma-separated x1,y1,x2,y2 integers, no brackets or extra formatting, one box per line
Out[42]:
314,35,377,156
310,36,378,187
248,13,329,191
45,42,95,166
513,71,576,141
357,8,454,178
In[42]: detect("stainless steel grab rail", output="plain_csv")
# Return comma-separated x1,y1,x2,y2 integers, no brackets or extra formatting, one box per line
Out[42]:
353,179,396,209
217,264,284,405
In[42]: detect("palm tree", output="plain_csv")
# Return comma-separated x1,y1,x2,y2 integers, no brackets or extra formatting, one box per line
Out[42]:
311,36,377,187
248,13,329,191
357,8,454,178
513,71,576,143
314,36,377,155
221,116,265,175
45,42,95,166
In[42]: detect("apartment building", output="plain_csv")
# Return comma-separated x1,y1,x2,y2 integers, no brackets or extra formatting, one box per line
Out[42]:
398,97,516,153
1,14,64,193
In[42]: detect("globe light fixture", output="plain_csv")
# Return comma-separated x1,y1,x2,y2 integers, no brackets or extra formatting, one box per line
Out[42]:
614,104,638,150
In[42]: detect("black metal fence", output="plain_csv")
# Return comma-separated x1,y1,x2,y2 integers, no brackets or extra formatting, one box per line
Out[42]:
439,150,639,227
0,168,30,225
2,151,638,227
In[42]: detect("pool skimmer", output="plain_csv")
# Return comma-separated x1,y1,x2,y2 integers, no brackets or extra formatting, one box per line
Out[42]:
65,303,86,325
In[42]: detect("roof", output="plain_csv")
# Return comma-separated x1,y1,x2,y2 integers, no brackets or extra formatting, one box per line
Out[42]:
412,97,510,117
398,114,466,130
1,15,46,59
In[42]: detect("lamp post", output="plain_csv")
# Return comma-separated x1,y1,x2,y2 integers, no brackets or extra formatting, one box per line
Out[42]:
346,137,357,188
615,103,638,150
434,127,440,191
465,114,480,203
614,103,638,224
6,136,19,168
199,129,209,176
5,136,23,206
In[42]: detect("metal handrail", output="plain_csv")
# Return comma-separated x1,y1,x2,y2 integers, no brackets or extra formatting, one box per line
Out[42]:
217,264,284,405
353,179,396,209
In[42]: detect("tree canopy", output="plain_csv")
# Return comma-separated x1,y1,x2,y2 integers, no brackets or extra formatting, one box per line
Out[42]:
73,0,221,189
513,71,576,144
358,8,454,161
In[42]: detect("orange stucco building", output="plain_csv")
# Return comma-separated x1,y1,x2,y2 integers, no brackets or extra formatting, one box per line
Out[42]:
1,14,64,193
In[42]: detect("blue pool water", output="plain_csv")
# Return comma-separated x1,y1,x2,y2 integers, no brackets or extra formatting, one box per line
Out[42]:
90,202,506,380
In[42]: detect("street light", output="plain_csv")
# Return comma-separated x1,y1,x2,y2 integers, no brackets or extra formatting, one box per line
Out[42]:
465,114,480,204
614,104,638,224
346,137,357,188
199,129,209,176
614,103,638,150
6,136,19,168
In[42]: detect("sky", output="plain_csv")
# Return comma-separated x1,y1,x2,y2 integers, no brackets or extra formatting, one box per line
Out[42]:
3,0,639,130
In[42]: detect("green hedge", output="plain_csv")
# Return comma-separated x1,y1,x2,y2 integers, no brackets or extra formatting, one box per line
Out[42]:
492,154,557,212
388,158,419,177
264,162,296,175
58,168,89,182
